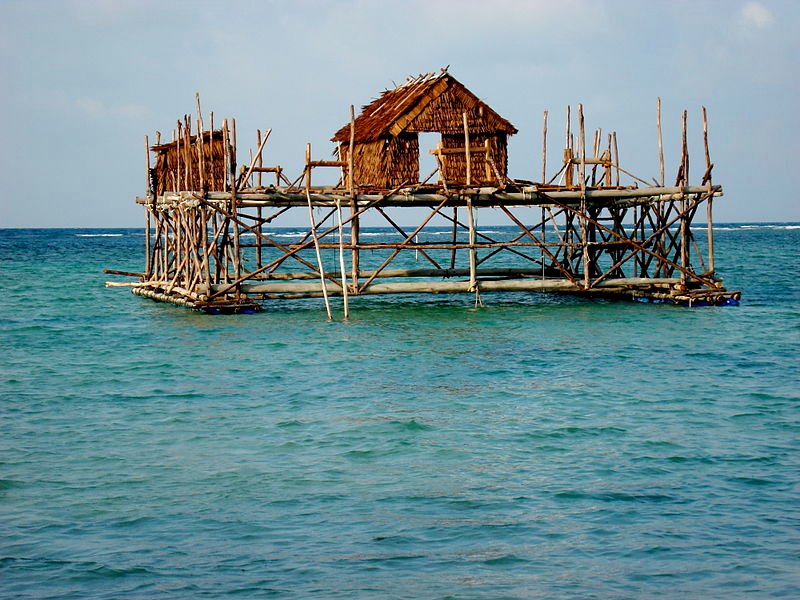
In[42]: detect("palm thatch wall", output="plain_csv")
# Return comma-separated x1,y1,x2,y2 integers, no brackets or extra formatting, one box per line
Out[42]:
338,134,419,189
151,130,228,194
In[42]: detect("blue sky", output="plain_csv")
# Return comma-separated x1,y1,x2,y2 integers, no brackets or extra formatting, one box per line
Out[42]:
1,0,797,227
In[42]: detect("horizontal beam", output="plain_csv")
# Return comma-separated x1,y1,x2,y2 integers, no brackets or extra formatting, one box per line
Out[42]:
431,146,489,155
249,267,563,281
203,277,681,296
136,185,721,209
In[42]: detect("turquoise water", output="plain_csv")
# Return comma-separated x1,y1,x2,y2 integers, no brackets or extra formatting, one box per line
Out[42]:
1,225,799,598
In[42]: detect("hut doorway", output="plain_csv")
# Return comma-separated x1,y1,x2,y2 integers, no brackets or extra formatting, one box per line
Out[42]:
418,132,440,184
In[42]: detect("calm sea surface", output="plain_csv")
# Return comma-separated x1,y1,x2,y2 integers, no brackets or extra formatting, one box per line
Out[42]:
1,224,799,598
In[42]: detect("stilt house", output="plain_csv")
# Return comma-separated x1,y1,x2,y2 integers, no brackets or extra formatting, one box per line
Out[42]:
332,70,517,189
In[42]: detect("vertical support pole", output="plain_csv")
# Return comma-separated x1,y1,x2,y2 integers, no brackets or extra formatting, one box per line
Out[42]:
591,128,601,186
348,105,359,292
541,206,546,279
144,135,152,278
336,199,349,320
657,97,665,187
305,143,333,320
612,131,620,187
449,206,458,270
209,112,215,189
184,117,191,190
231,128,241,282
197,122,205,191
703,106,715,276
222,119,229,193
196,93,205,191
541,110,548,183
578,104,590,289
256,129,263,269
483,139,492,183
462,111,471,186
176,121,182,191
679,110,689,286
565,105,571,150
467,197,477,292
256,129,263,187
231,118,238,187
632,205,639,277
200,205,212,297
565,105,572,186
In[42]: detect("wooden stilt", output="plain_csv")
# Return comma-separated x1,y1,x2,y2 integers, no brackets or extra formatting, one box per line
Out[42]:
578,104,590,289
680,110,689,284
467,197,477,291
702,106,715,277
541,110,548,183
657,97,665,187
336,199,349,319
348,105,359,293
305,143,333,320
463,111,471,186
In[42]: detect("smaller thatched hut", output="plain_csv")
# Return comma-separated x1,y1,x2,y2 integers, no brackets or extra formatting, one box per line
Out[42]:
332,70,517,189
151,130,229,194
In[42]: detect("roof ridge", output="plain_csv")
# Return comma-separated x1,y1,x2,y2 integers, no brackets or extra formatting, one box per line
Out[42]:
331,70,516,143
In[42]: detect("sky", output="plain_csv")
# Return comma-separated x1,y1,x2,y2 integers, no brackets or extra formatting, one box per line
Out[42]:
1,0,797,227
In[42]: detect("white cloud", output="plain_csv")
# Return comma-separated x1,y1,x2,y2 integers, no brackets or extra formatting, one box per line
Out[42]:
421,0,597,32
739,1,775,30
75,96,150,120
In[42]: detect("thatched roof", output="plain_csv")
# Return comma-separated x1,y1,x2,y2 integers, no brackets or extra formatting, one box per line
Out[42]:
151,129,223,153
332,70,517,143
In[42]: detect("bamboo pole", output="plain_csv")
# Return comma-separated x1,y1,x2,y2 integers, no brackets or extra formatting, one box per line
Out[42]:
541,206,547,279
348,105,359,292
257,129,263,188
483,139,492,183
565,105,573,186
200,205,212,296
176,122,182,191
463,111,471,186
578,104,589,288
220,276,684,297
541,110,548,183
247,266,559,281
305,143,332,319
336,198,349,319
222,119,230,192
197,117,206,190
144,135,152,278
657,97,665,186
565,105,571,150
681,110,689,184
223,119,240,281
232,117,238,185
450,207,458,270
256,129,263,270
209,112,215,189
680,110,689,284
703,106,715,275
195,94,206,191
467,197,477,291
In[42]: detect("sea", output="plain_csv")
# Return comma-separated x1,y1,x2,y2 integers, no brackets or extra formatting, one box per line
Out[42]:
1,223,798,598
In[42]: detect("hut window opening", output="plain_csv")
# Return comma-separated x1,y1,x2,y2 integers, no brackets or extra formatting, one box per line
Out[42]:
417,132,440,184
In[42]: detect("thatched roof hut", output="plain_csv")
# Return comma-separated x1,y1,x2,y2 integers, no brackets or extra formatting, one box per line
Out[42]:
151,130,229,194
332,70,517,189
